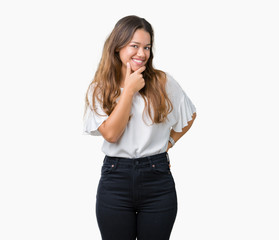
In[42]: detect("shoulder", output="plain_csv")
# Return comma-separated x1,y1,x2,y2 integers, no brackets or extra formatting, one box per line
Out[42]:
86,82,103,108
164,72,185,99
87,82,98,95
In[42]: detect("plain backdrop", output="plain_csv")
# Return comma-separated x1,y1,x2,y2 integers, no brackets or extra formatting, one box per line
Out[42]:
0,0,278,239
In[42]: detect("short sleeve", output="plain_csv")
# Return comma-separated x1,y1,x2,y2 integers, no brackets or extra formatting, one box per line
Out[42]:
83,86,108,136
165,73,196,132
172,90,196,132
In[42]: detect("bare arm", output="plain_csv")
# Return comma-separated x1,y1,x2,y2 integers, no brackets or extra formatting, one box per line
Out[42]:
98,63,146,143
166,112,197,151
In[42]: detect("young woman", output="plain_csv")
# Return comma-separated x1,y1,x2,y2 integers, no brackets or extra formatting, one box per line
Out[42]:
83,15,196,240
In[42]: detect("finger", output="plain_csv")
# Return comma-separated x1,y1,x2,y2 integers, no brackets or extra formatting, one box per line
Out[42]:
135,65,146,74
125,62,131,77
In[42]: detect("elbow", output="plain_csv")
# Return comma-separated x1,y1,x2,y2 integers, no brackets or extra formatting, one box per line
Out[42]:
104,134,119,143
101,130,120,143
98,122,122,143
192,112,197,121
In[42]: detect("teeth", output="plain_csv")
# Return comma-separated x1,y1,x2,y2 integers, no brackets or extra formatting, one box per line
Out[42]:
133,59,143,63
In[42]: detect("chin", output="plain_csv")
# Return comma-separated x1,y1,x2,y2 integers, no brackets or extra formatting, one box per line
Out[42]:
131,66,138,72
132,65,145,72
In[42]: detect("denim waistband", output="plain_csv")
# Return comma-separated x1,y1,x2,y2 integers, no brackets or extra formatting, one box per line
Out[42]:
104,152,170,165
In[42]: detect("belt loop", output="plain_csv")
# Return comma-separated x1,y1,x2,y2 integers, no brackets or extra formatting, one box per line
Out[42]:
115,158,119,168
166,152,170,163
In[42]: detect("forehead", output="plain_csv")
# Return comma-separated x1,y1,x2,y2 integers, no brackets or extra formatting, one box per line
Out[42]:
130,29,151,45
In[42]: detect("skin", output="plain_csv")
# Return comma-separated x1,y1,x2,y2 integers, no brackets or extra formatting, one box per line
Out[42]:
166,113,197,152
98,29,196,148
118,29,151,87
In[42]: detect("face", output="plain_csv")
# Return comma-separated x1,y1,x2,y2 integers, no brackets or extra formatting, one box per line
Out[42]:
119,29,151,74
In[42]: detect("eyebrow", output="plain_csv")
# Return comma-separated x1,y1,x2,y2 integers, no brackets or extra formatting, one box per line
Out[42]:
130,41,151,46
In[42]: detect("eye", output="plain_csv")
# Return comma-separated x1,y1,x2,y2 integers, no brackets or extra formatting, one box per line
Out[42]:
144,47,151,50
131,45,138,48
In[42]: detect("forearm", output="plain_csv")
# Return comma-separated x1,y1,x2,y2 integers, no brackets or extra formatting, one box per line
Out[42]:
98,89,134,143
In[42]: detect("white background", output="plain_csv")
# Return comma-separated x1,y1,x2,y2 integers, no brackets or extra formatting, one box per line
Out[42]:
0,0,278,239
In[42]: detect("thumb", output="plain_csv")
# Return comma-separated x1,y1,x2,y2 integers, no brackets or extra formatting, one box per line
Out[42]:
125,62,131,78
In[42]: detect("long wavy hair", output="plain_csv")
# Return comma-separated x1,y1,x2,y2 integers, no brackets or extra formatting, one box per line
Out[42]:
84,15,173,124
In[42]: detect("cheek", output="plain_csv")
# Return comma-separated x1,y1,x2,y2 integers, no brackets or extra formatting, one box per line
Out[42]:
119,48,135,60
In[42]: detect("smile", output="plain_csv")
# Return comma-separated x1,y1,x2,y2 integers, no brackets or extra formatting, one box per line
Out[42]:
132,58,144,64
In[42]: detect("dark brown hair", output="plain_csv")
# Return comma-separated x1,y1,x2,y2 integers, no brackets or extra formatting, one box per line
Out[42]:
84,15,173,123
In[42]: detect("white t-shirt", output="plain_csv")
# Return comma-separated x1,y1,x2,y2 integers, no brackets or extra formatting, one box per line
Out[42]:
83,73,196,158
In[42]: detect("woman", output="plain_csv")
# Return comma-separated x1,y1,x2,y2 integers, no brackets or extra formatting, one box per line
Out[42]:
83,15,196,240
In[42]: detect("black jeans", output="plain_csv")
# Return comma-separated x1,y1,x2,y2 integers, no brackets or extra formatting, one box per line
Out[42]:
96,152,177,240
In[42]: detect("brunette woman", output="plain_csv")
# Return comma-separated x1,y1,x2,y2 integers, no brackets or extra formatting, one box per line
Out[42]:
83,15,196,240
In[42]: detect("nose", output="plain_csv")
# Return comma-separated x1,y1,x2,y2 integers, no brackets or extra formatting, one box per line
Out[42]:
137,47,145,57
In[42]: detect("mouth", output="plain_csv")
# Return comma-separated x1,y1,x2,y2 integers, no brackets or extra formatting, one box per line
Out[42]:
132,58,145,66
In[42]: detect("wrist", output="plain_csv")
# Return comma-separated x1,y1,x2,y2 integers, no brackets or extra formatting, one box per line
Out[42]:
169,136,175,147
167,142,172,150
122,88,135,98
